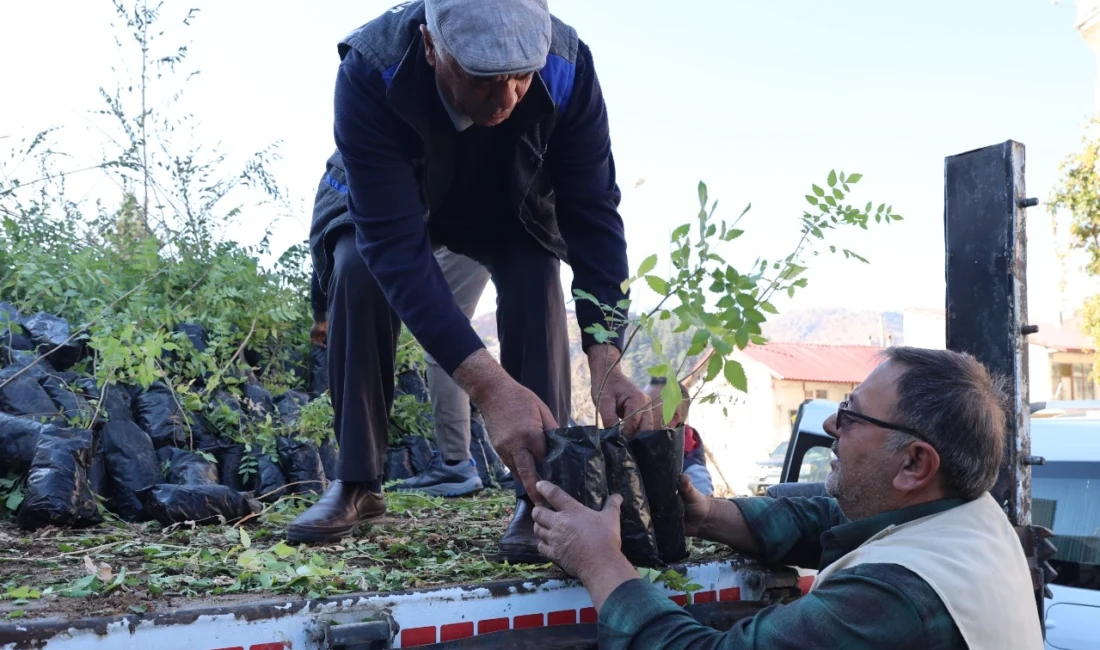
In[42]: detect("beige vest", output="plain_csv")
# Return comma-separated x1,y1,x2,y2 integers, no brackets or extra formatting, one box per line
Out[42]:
811,493,1043,650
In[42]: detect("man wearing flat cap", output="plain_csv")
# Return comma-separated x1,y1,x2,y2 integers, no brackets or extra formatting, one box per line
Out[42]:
290,0,654,563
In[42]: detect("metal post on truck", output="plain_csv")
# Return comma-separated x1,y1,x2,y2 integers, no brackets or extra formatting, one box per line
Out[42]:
943,140,1056,636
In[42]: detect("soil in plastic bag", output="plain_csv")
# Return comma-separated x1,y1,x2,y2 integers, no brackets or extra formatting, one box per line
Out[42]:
137,484,261,527
629,427,688,564
74,378,133,424
40,374,94,424
156,446,219,486
600,426,662,567
101,419,163,522
182,409,230,454
89,440,107,498
241,381,276,420
217,443,249,491
308,344,329,398
401,436,435,475
469,411,507,489
1,349,49,380
1,303,35,353
173,322,208,354
275,389,309,424
318,437,338,481
541,426,607,512
385,447,413,482
21,312,82,371
17,427,102,530
0,366,62,422
252,448,287,501
276,436,326,495
395,369,430,403
0,412,46,475
133,381,186,448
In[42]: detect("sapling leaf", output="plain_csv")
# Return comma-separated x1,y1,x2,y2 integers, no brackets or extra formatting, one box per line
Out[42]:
724,359,748,392
637,253,658,277
661,373,681,425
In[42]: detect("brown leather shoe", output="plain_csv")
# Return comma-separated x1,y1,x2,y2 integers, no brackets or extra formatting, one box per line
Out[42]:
497,497,547,564
286,480,386,544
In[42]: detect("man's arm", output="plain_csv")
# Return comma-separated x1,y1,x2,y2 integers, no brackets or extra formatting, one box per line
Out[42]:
544,40,629,352
333,49,484,376
720,496,844,569
310,269,327,324
597,565,940,650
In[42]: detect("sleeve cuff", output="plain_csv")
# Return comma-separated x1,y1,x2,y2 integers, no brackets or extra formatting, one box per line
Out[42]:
597,578,686,642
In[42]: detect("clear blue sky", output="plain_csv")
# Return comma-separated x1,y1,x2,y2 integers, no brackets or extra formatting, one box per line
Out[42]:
1,0,1093,321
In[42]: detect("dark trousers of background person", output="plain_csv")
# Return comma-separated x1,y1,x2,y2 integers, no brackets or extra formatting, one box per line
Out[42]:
325,227,571,499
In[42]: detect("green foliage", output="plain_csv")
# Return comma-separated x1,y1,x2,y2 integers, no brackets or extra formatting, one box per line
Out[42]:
1050,118,1100,380
582,172,900,424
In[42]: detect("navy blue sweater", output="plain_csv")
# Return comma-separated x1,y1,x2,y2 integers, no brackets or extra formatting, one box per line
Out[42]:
332,41,628,376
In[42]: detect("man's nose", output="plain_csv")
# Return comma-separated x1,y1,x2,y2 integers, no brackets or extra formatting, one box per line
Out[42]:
823,413,840,439
492,81,521,111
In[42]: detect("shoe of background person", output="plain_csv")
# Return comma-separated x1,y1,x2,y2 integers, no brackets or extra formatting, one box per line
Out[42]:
286,480,386,544
394,452,484,497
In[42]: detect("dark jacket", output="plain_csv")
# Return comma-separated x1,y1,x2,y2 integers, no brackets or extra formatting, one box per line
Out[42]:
311,1,630,375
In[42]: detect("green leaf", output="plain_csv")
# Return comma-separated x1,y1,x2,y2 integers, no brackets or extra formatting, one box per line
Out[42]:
5,490,24,512
812,184,825,197
645,275,670,295
573,289,602,306
661,374,682,425
686,329,710,357
805,194,818,206
710,335,733,357
827,170,837,187
760,301,778,314
705,354,723,382
698,181,708,208
724,360,748,392
620,278,633,293
271,541,296,559
722,229,744,241
847,173,863,184
647,363,670,377
239,527,251,550
671,223,690,240
637,254,658,277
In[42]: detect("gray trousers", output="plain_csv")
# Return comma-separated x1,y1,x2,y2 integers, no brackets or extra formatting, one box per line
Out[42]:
424,248,491,462
326,228,571,487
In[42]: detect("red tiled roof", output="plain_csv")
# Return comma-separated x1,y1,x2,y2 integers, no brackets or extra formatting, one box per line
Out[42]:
1030,318,1095,353
739,343,885,384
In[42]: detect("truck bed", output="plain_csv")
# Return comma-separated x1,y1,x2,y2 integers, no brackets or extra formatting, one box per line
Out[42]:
0,487,742,623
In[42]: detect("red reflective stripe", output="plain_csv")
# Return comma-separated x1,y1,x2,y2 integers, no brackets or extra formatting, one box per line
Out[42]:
514,613,544,629
580,607,597,624
401,626,437,647
478,617,510,634
211,647,244,650
441,622,475,641
799,575,814,595
670,594,688,606
548,609,577,626
694,590,717,603
719,587,741,602
250,645,288,650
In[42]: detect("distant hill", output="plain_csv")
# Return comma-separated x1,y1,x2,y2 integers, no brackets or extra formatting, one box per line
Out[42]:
761,308,904,346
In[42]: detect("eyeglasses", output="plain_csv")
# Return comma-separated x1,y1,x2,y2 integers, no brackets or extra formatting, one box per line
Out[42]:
836,403,937,450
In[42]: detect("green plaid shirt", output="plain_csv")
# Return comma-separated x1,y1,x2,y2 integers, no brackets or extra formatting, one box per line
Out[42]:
598,495,970,649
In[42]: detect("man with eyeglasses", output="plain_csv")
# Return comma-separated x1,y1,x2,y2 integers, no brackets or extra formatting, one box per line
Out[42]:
530,346,1044,649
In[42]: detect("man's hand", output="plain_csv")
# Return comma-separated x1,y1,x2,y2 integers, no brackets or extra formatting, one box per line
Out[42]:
454,349,557,502
310,320,328,348
680,473,713,538
532,481,639,612
587,344,655,437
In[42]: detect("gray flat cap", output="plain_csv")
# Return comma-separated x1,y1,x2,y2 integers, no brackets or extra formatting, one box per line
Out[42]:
425,0,551,76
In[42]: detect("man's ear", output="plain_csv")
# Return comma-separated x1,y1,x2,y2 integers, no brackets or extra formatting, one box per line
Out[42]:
892,442,941,494
420,25,438,68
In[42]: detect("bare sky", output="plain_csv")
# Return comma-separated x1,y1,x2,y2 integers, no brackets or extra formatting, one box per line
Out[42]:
1,0,1094,322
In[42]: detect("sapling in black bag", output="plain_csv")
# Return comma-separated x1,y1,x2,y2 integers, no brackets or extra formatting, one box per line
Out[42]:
630,426,689,564
600,426,662,567
541,426,607,511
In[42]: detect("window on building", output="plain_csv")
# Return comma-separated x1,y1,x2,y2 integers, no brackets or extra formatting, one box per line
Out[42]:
804,390,813,400
1052,363,1097,401
815,389,828,399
